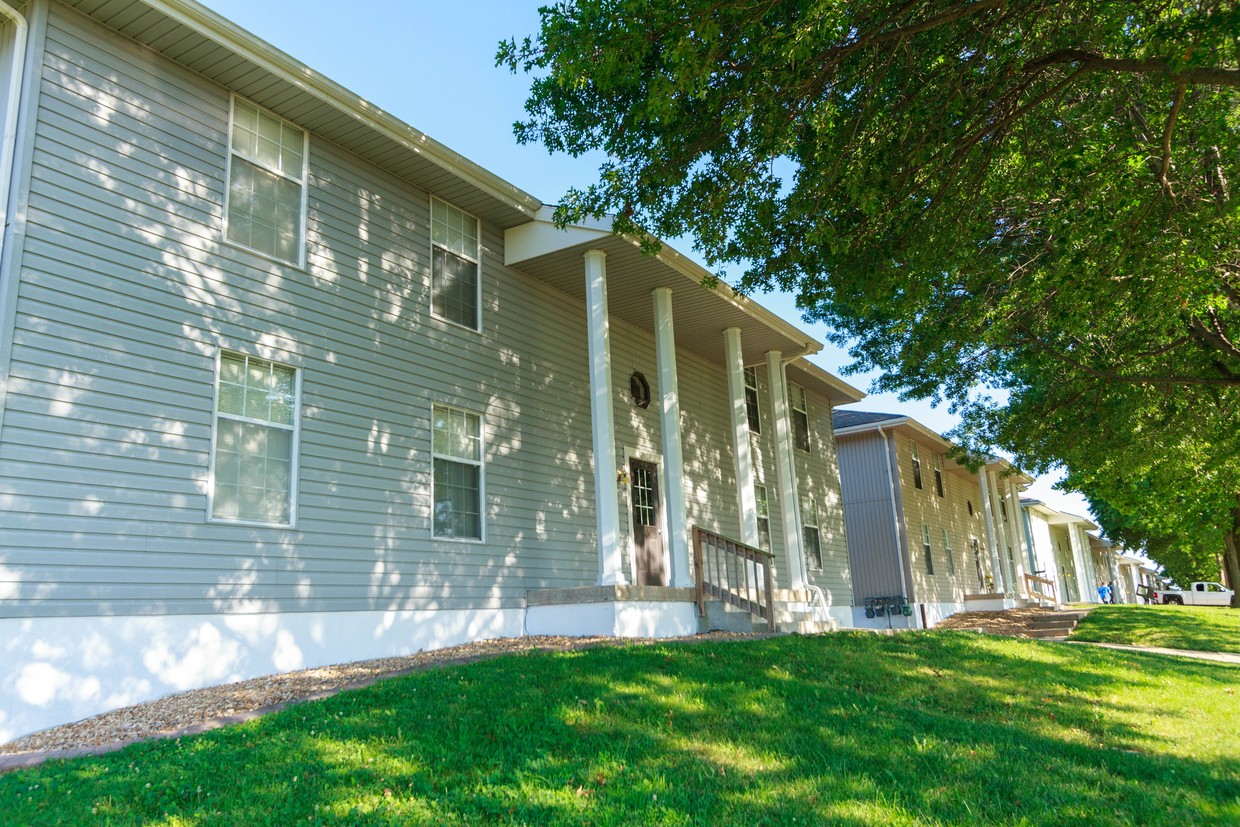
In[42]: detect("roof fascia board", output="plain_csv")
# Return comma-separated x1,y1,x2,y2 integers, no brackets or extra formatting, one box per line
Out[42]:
143,0,541,218
505,208,822,360
789,358,866,404
832,417,910,437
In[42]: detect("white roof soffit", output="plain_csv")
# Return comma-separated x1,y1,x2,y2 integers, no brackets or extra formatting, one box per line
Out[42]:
69,0,541,228
504,207,823,367
787,358,865,406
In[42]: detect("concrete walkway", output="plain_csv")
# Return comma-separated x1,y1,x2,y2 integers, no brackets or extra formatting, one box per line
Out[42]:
1066,639,1240,664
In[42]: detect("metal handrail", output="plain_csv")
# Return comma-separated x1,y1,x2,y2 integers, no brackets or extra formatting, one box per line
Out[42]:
692,526,776,632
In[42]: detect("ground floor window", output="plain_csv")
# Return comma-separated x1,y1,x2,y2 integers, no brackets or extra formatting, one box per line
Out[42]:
754,484,771,551
801,499,822,570
210,351,300,526
922,524,934,574
432,404,483,540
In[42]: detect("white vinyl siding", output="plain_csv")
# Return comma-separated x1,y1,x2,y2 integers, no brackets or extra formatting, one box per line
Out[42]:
432,404,484,541
790,382,810,452
430,197,480,330
209,351,300,526
225,97,307,265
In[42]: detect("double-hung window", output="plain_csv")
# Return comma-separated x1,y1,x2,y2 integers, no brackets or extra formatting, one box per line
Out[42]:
801,499,822,570
432,404,484,540
922,524,934,574
910,443,923,489
943,530,956,574
226,97,307,265
790,382,810,452
743,367,761,433
754,484,771,551
933,454,945,497
431,198,481,330
211,351,300,525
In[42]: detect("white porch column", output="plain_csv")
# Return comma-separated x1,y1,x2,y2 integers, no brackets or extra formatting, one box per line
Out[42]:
978,468,1005,592
584,249,625,586
986,470,1014,591
724,327,757,547
1004,482,1029,588
652,287,691,587
1067,525,1094,602
766,350,806,590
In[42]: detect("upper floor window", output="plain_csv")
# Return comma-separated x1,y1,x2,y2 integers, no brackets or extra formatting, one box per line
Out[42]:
790,382,810,452
1000,500,1008,522
933,453,945,497
910,443,923,489
226,98,307,265
210,351,300,526
754,484,771,551
743,367,761,433
431,198,481,330
432,403,484,540
801,499,822,571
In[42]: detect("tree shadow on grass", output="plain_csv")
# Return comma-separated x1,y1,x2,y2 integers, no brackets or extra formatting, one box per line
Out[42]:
1070,605,1240,653
3,634,1237,825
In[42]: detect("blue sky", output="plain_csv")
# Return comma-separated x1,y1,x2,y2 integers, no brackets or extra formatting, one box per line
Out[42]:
196,0,1089,517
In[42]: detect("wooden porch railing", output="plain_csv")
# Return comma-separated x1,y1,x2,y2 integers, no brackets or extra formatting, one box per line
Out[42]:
692,526,776,632
1024,573,1057,606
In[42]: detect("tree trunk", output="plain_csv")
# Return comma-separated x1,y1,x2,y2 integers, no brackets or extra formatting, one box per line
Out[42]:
1225,496,1240,608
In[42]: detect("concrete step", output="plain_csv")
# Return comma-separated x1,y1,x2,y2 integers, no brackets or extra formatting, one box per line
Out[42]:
699,600,767,633
1024,627,1073,639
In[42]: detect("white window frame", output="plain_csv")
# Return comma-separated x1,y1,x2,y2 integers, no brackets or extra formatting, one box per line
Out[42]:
429,195,483,332
943,529,956,575
933,453,944,497
207,348,302,528
743,366,761,434
801,498,822,571
910,443,923,489
922,524,934,574
431,402,486,543
790,382,810,452
222,95,309,268
754,483,771,551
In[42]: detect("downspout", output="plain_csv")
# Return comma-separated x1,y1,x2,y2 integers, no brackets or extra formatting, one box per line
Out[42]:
0,0,26,266
877,425,911,612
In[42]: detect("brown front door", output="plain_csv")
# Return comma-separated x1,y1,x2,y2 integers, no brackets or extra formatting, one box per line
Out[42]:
630,458,665,586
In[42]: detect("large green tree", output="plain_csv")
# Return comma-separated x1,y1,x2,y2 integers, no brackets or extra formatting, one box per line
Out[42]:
500,0,1240,582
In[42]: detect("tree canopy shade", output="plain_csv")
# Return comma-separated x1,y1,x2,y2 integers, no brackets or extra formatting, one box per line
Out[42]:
500,0,1240,589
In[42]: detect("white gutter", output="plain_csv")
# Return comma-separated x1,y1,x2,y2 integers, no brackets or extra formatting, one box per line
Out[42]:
0,0,27,266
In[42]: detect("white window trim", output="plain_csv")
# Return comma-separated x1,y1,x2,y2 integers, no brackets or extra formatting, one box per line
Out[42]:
801,498,822,571
221,95,310,269
943,529,956,575
910,442,923,489
431,402,486,543
206,348,303,528
743,366,761,434
922,524,934,574
754,482,771,551
429,195,483,333
790,381,810,452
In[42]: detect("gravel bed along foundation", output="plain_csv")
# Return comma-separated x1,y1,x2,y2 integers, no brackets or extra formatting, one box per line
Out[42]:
1,633,757,760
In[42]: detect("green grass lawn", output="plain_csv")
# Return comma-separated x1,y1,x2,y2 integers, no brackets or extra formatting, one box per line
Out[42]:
2,633,1236,826
1070,604,1240,653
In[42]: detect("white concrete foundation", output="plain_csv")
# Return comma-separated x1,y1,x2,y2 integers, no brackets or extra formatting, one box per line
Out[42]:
0,607,523,744
525,600,699,639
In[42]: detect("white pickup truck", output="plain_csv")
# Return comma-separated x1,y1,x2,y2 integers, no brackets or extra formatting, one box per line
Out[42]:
1150,581,1235,606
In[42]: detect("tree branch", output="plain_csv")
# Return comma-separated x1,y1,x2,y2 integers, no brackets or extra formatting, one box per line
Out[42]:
1023,48,1240,87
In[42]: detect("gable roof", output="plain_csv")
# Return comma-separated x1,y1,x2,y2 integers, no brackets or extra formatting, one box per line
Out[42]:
832,410,905,430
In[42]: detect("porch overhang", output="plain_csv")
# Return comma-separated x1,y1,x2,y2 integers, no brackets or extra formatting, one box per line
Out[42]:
504,208,822,368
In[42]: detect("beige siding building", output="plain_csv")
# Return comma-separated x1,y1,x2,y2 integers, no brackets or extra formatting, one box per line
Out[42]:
833,412,1035,627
